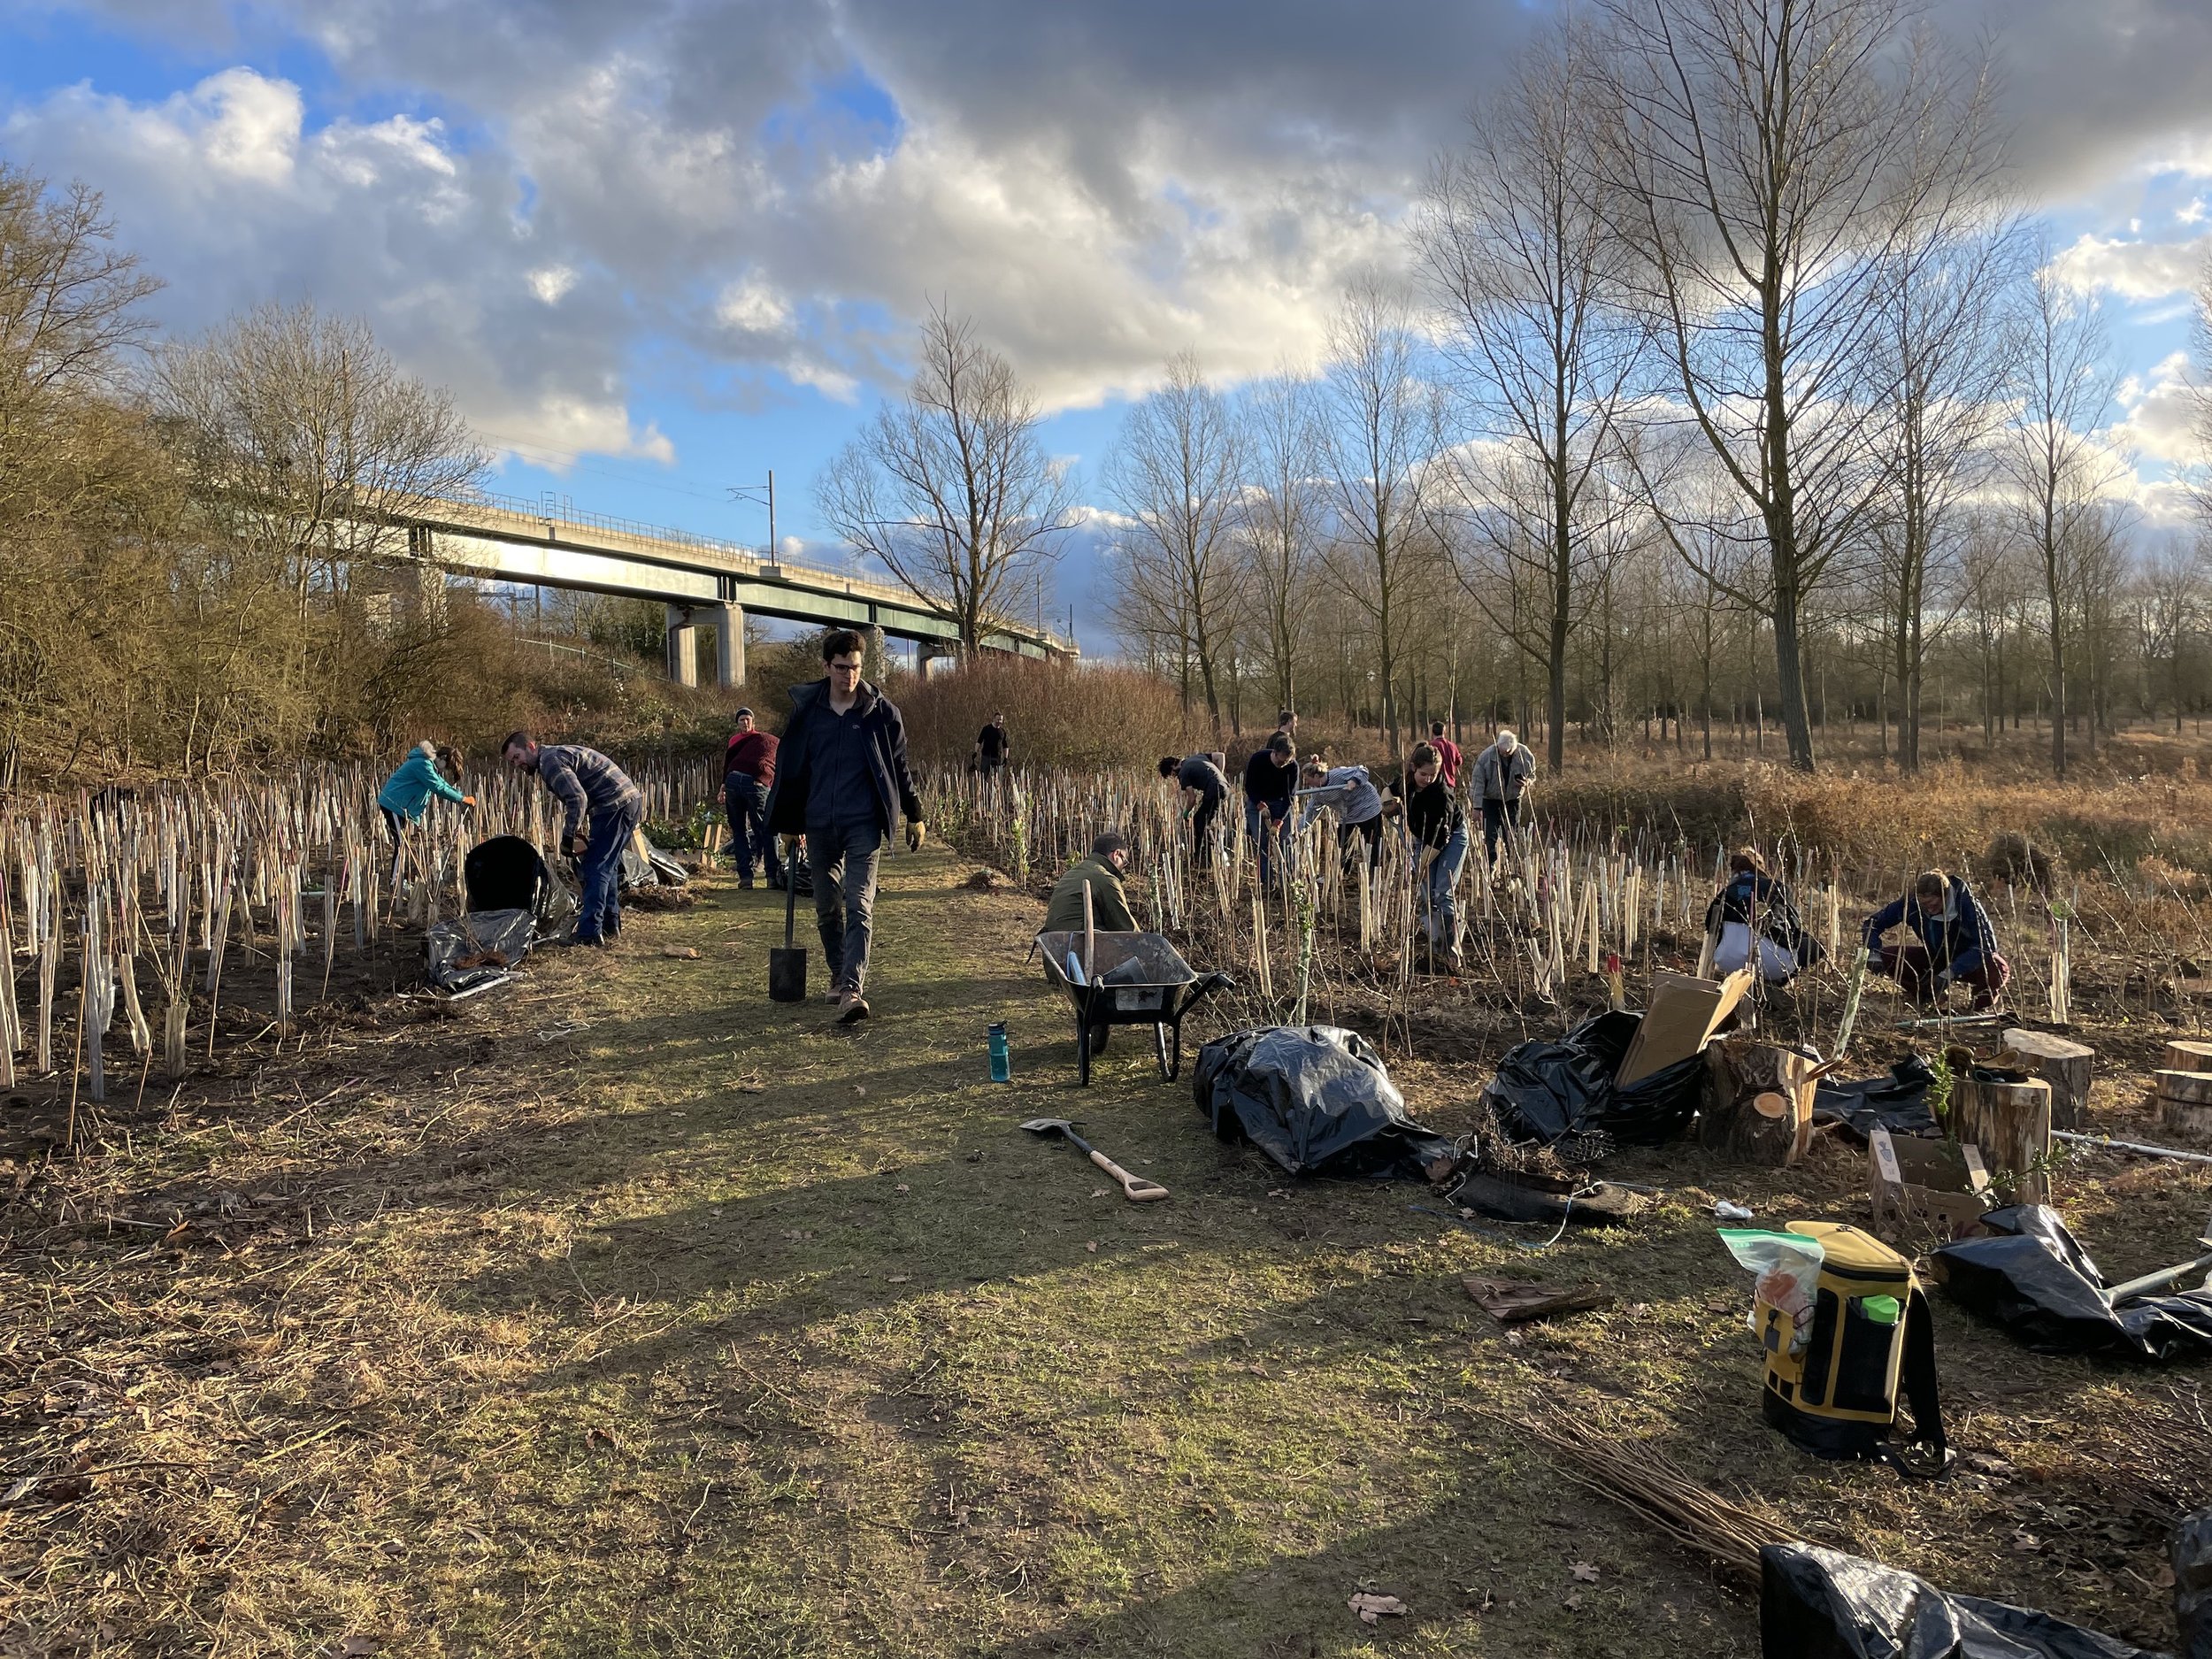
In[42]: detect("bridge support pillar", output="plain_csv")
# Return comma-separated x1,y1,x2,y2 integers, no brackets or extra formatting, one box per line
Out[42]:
864,625,887,679
918,640,956,680
664,604,698,688
711,603,744,690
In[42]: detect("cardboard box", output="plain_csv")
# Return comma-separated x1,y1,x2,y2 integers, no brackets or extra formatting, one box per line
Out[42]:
1617,968,1755,1086
1869,1125,1993,1243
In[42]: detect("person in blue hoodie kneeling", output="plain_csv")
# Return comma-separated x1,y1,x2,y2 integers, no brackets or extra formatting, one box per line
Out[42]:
1861,869,2008,1010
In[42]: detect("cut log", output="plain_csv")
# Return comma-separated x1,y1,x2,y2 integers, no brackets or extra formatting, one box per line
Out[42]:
2001,1029,2094,1131
1700,1038,1817,1166
2162,1095,2212,1142
1951,1068,2054,1204
2162,1040,2212,1074
2154,1068,2212,1107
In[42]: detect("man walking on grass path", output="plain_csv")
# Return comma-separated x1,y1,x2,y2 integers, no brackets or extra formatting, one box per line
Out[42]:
502,733,641,949
766,628,927,1025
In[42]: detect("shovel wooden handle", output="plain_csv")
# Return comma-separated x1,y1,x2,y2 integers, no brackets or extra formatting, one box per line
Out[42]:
1089,1148,1168,1202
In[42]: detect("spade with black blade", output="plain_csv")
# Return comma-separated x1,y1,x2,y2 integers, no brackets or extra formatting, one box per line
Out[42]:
769,854,807,1002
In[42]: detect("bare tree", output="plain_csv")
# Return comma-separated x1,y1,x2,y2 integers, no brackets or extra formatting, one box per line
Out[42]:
1595,0,1998,772
1317,277,1432,757
2006,250,2125,779
1871,158,2023,772
818,304,1077,657
1236,372,1325,716
153,303,486,600
1102,352,1244,726
2134,534,2206,733
1419,21,1638,772
0,164,159,511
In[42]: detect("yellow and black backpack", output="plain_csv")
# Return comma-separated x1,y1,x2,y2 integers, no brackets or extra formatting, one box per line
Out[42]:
1755,1222,1948,1477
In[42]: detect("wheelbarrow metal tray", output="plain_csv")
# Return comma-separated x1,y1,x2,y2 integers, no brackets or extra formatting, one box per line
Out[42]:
1038,931,1196,1014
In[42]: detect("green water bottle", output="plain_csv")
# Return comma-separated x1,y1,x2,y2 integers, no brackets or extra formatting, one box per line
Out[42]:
988,1022,1010,1083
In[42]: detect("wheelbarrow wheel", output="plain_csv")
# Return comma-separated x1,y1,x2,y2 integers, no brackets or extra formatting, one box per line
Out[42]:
1154,1020,1180,1082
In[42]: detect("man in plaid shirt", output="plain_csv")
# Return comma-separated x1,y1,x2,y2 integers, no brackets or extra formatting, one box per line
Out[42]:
502,733,642,947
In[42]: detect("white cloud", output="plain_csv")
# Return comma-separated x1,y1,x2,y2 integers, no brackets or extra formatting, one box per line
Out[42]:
528,265,579,305
715,273,792,334
2,66,666,466
2050,231,2211,301
2110,349,2203,471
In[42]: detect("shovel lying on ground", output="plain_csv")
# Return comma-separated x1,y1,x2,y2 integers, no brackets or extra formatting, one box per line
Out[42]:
2102,1212,2212,1308
768,861,807,1002
1020,1118,1168,1202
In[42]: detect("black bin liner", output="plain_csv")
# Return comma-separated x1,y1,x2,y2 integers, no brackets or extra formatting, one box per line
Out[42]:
2177,1509,2212,1659
1761,1541,2164,1659
1932,1204,2212,1362
1480,1010,1705,1149
1193,1025,1454,1178
465,835,550,915
1813,1055,1940,1141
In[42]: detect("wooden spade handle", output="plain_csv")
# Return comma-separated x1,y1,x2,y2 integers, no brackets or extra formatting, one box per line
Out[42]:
1089,1148,1168,1202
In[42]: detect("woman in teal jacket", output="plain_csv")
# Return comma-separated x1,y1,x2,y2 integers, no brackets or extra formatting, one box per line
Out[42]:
377,741,472,886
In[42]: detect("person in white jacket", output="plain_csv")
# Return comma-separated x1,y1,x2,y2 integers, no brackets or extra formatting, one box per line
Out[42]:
1296,761,1389,870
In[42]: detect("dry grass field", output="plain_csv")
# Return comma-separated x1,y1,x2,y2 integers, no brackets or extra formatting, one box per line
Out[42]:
3,823,2208,1656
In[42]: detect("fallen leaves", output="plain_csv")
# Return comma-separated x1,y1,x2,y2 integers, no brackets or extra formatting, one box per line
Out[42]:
1348,1593,1407,1624
1571,1562,1601,1583
660,947,702,960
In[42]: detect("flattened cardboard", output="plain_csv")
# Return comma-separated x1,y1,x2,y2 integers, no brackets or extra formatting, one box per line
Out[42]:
1617,967,1755,1086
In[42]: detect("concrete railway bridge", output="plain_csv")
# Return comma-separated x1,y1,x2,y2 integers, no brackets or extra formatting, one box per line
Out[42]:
383,493,1076,688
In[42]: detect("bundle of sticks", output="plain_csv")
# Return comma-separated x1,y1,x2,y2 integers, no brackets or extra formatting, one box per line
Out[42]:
1482,1402,1803,1581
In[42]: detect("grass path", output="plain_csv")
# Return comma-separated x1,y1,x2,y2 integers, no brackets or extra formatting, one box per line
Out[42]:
8,847,2200,1655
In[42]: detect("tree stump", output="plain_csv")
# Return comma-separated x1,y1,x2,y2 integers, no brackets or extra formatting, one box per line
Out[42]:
2001,1029,2094,1131
1951,1068,2054,1204
2154,1068,2212,1141
2162,1040,2212,1074
1701,1038,1816,1166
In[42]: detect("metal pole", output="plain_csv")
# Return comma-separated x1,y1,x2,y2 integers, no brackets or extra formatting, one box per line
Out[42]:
767,470,776,562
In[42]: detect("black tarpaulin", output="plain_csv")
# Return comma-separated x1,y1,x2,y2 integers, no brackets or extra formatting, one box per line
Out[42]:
1932,1205,2212,1362
1813,1056,1940,1141
425,908,535,995
1192,1025,1455,1179
1479,1010,1705,1151
1761,1542,2165,1659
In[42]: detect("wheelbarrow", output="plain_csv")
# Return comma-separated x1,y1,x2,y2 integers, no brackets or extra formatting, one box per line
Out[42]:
1038,929,1234,1086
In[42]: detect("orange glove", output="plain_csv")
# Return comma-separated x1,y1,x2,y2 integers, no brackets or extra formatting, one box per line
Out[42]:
462,795,478,810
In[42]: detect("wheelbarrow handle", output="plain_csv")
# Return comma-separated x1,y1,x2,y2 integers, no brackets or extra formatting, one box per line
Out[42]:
1087,1147,1169,1202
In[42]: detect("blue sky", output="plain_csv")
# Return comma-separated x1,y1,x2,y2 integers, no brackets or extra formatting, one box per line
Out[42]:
4,0,2209,648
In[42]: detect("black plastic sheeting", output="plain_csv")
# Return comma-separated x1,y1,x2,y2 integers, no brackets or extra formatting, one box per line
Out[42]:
1761,1542,2165,1659
2177,1509,2212,1659
1932,1205,2212,1362
425,908,535,995
1813,1055,1940,1141
1192,1025,1455,1179
1479,1010,1705,1151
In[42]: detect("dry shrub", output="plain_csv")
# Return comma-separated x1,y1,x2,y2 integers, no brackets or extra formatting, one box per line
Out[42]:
894,658,1207,767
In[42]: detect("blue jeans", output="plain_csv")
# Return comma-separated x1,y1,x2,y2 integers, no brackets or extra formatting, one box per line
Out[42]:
1424,825,1470,950
724,772,781,884
577,798,641,943
807,819,884,994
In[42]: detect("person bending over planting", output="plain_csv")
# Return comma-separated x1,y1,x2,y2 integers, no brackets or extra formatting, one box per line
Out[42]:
1401,741,1468,972
376,741,473,890
764,628,926,1025
1861,869,2009,1010
1159,752,1231,860
502,733,641,949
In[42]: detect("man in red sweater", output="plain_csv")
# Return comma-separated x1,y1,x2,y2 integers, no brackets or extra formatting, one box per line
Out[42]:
718,708,783,888
1427,720,1463,789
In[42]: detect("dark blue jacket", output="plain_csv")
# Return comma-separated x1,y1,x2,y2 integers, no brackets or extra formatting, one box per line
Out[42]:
765,678,924,837
1862,879,1998,978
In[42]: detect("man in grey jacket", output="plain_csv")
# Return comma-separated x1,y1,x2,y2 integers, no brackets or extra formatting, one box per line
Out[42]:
1471,728,1534,869
503,733,642,947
